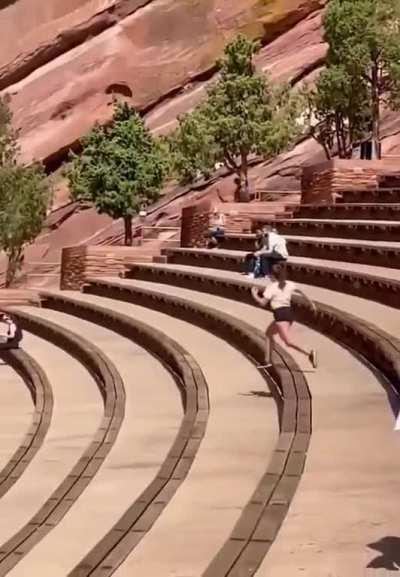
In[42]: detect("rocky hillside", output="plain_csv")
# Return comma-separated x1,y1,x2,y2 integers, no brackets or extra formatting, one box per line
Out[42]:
0,0,325,164
2,0,400,226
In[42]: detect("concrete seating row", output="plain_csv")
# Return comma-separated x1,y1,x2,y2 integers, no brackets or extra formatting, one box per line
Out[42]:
158,247,400,310
0,278,303,575
213,234,400,269
84,270,400,575
3,295,208,576
250,218,400,242
0,311,124,574
341,187,400,203
0,350,52,499
294,202,400,221
122,264,400,395
2,167,399,575
75,279,311,576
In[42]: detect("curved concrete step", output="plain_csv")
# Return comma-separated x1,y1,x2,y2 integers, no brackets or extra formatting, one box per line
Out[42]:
295,202,400,221
271,219,400,225
285,236,400,270
0,290,40,307
0,350,53,499
290,255,400,279
41,289,279,577
4,307,182,576
123,262,400,341
284,235,400,248
341,187,400,203
0,327,105,574
158,249,400,310
0,359,33,479
221,234,400,269
164,247,400,280
86,277,400,576
252,218,400,242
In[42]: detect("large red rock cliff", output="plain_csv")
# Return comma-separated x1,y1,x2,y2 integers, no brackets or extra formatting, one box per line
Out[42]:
1,0,400,259
1,0,326,165
2,0,400,171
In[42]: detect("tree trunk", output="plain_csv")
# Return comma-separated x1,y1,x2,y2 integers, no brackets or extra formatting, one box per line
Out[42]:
124,215,133,246
371,62,381,159
335,112,347,159
239,153,250,202
5,250,20,288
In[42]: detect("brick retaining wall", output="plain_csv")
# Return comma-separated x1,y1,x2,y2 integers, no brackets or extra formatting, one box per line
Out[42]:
180,202,280,248
61,246,147,290
302,159,400,204
181,201,211,248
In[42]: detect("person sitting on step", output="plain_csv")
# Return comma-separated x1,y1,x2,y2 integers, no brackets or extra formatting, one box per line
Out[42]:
207,207,226,248
0,313,22,349
245,224,288,278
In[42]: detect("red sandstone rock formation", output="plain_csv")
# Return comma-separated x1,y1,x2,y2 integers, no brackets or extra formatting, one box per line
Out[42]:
1,0,400,278
1,0,326,164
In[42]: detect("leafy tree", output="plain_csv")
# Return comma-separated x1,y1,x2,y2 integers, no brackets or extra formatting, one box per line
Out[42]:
0,164,50,287
0,96,50,287
67,102,169,245
323,0,400,158
169,35,303,201
307,65,371,159
0,95,17,166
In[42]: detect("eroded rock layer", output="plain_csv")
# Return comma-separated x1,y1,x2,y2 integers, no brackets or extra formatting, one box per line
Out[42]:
2,0,400,264
1,0,325,163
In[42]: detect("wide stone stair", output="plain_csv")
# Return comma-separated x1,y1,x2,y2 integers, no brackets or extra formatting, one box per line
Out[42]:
0,178,398,576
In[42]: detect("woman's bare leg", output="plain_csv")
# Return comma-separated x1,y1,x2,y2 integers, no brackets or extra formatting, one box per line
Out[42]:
265,322,278,364
275,321,311,358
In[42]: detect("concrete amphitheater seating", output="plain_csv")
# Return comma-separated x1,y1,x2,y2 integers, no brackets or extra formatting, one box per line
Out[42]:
0,177,398,576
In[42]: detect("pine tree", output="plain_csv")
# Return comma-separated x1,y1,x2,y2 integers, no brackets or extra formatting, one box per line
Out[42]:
67,101,169,245
323,0,400,158
0,96,50,287
169,35,303,201
0,95,17,165
0,165,50,286
307,65,371,159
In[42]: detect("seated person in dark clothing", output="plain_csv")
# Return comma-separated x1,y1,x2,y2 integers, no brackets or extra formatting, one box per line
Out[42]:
244,227,268,278
0,313,22,349
245,225,288,278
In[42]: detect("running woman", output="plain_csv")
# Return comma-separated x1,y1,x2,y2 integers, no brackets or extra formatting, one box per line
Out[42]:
251,263,318,368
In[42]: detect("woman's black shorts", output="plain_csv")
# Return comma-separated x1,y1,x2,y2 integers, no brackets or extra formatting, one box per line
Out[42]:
273,307,294,323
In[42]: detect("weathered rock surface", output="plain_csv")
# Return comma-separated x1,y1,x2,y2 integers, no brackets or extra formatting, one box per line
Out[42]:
1,0,325,163
2,0,400,280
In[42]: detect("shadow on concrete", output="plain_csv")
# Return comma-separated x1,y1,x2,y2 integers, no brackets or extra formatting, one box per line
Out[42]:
240,390,273,399
367,536,400,571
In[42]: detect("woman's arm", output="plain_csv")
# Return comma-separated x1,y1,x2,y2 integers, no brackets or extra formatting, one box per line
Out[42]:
294,289,317,312
251,286,268,307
